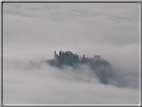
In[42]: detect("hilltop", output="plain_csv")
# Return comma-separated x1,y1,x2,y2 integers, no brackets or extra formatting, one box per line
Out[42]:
46,51,114,84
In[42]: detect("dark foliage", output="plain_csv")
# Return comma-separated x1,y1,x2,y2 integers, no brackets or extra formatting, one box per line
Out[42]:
46,51,114,84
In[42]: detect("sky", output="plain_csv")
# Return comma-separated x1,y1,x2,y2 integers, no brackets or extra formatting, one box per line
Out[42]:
2,2,140,105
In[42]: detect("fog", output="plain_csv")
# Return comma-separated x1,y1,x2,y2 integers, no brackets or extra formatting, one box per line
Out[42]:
4,61,139,104
3,3,140,104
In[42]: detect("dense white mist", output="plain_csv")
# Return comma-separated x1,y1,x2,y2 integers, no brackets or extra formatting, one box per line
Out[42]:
4,61,139,104
3,3,140,104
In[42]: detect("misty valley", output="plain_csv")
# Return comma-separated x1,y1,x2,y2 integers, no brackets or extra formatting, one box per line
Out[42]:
3,3,139,104
3,50,139,104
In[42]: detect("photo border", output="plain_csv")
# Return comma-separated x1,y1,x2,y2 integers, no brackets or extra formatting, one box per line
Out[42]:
1,0,141,107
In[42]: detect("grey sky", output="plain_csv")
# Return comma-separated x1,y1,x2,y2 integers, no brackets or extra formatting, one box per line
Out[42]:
3,3,139,73
3,3,139,45
3,3,140,104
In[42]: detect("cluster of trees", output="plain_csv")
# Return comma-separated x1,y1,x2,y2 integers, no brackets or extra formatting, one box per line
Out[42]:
47,50,114,84
54,51,79,67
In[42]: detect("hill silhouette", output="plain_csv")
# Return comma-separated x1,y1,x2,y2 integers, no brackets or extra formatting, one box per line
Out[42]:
47,51,114,84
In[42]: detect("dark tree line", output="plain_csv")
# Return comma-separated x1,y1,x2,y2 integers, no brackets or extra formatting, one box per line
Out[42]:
47,51,114,84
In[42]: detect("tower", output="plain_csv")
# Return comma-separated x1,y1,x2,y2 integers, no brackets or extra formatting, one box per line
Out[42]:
54,51,56,55
83,55,85,59
54,51,57,59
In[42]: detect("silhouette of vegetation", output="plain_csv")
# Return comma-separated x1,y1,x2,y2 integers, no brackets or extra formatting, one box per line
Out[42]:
47,51,114,84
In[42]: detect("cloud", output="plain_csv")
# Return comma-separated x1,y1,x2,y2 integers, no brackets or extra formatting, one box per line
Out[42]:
3,3,139,45
4,61,139,104
3,3,140,104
